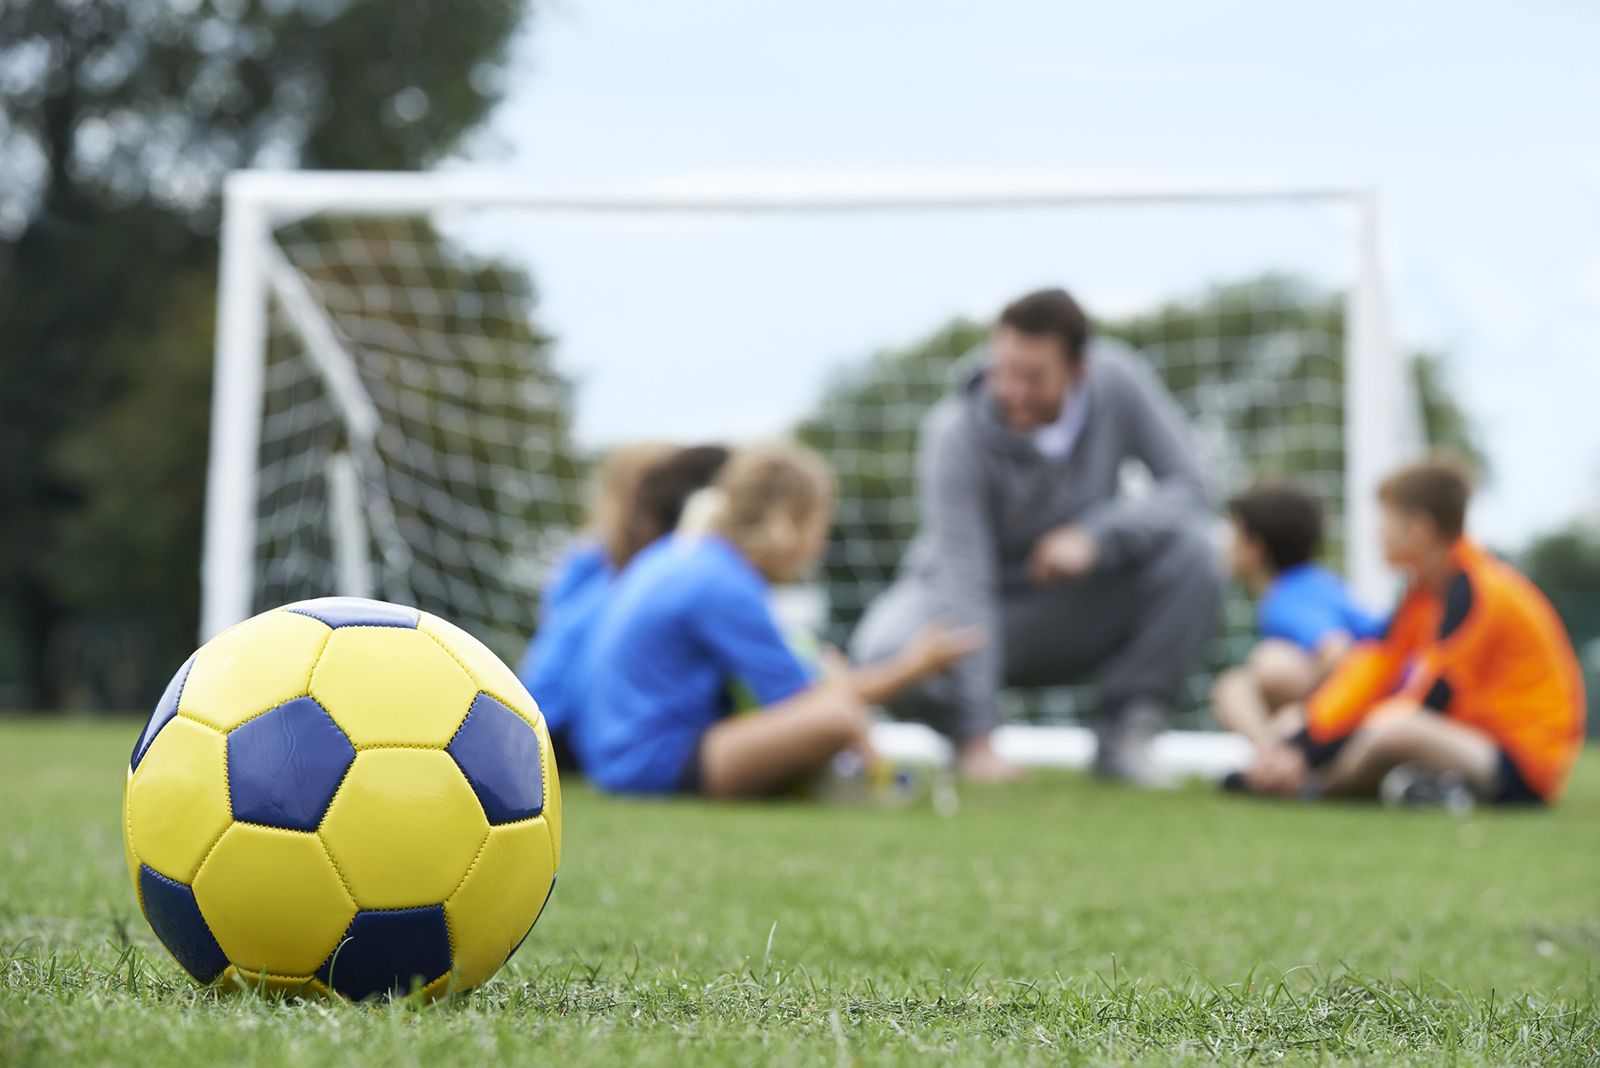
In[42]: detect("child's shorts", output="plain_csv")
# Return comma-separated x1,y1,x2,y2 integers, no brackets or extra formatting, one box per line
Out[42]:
1489,749,1545,806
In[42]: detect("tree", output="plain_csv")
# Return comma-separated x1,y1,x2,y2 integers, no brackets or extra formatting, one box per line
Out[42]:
0,0,534,709
1523,522,1600,737
1525,525,1600,598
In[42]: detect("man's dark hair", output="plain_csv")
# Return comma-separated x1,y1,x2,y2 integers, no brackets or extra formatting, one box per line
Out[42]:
997,288,1092,362
1378,455,1473,542
1227,481,1325,573
612,444,732,567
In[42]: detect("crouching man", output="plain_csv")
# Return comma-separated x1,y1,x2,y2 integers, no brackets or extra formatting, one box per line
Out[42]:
852,288,1222,784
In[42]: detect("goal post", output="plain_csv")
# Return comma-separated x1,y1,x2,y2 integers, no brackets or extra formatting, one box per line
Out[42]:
204,170,1416,696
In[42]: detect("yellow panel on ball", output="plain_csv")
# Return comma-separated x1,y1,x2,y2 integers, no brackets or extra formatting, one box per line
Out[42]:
222,967,330,999
417,613,543,729
444,817,556,991
536,716,562,867
127,717,232,883
421,973,455,1001
193,824,356,977
310,627,478,747
319,748,489,909
122,770,140,895
179,610,331,731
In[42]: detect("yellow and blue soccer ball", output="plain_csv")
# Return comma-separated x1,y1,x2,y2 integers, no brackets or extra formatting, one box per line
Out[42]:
122,597,561,999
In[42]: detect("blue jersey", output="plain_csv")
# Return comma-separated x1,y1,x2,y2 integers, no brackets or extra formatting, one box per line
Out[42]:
1258,564,1386,652
517,540,613,740
539,540,609,624
575,536,813,794
517,574,612,740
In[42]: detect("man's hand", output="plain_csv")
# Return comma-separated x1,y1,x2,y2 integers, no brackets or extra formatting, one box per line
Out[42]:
902,619,987,676
1244,742,1310,797
1027,525,1099,584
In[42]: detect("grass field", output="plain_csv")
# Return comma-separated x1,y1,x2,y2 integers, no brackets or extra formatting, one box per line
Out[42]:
1,718,1596,1065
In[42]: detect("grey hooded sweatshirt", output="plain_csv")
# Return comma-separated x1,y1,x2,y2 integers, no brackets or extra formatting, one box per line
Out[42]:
893,338,1213,732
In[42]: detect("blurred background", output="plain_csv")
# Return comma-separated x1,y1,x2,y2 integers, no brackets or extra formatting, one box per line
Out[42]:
2,0,1597,725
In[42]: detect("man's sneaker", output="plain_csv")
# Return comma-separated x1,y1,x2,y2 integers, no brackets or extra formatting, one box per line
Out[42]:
954,744,1026,784
1092,702,1172,789
1379,763,1476,815
1219,770,1253,794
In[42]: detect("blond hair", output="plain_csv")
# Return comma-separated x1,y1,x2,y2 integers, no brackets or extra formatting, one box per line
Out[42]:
687,443,835,578
588,441,677,567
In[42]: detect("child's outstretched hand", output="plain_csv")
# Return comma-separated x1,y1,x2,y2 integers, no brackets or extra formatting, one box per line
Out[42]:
817,644,852,681
903,619,987,676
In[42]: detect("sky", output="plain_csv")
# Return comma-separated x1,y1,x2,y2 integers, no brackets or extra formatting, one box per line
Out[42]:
446,0,1600,548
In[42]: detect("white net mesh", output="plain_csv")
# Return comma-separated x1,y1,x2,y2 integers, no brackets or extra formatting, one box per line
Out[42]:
257,216,584,661
251,197,1378,723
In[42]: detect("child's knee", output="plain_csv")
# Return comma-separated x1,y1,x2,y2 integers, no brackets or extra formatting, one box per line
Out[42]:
1210,668,1253,720
1212,666,1246,697
1247,640,1317,707
1367,698,1422,728
1353,706,1426,762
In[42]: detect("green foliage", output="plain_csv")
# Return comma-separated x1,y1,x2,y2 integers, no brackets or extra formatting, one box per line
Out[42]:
3,719,1597,1064
0,0,536,707
0,0,527,223
1412,351,1485,472
1523,523,1600,737
1525,525,1600,598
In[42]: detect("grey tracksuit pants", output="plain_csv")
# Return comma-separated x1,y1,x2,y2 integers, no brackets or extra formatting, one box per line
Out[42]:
850,525,1222,740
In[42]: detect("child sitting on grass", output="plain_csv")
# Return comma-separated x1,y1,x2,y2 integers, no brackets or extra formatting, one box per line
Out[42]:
519,443,728,769
532,441,675,627
1213,482,1384,751
1243,457,1586,806
575,442,984,798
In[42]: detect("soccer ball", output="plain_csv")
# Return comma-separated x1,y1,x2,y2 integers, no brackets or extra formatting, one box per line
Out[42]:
122,596,561,1000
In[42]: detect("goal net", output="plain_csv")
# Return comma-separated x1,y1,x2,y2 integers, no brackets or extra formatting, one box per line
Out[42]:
206,173,1417,725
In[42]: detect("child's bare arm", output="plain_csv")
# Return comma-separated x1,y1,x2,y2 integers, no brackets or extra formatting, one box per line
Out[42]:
1311,631,1354,682
847,621,985,706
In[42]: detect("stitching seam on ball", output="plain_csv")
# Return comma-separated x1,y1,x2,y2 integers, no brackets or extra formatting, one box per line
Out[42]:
445,693,480,749
316,758,360,836
124,782,144,915
544,810,556,874
314,825,358,907
350,741,451,752
230,968,324,989
415,626,481,693
307,622,337,682
446,826,494,906
143,865,230,978
190,818,234,885
417,624,541,731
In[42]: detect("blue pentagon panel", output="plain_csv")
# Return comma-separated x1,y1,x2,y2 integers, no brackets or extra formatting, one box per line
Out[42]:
447,693,545,825
286,596,420,630
131,654,196,771
139,864,229,984
317,905,452,1001
504,874,558,969
228,696,356,831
